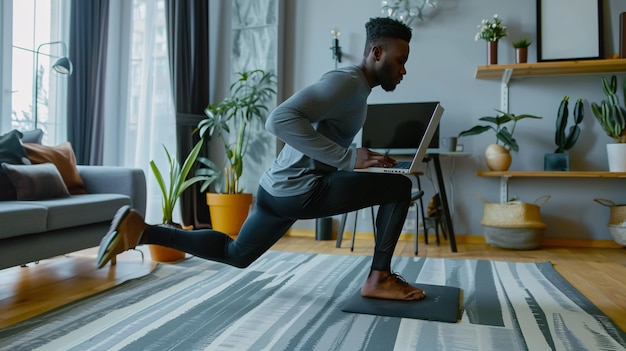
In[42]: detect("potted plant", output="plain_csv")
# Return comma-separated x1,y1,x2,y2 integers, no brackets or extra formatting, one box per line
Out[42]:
195,69,276,238
512,38,531,64
458,110,542,171
148,140,206,261
591,75,626,172
475,14,507,65
544,96,584,171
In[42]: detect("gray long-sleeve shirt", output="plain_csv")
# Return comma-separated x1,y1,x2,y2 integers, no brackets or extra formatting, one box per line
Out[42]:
259,65,372,197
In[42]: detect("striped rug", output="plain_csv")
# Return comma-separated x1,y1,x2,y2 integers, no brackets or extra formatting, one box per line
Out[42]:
1,251,625,351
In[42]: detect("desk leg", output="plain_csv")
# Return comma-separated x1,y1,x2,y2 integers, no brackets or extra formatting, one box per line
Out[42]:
431,155,458,252
336,213,348,248
500,176,509,203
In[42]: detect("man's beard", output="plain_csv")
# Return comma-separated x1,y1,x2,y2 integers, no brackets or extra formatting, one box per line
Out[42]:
379,62,399,92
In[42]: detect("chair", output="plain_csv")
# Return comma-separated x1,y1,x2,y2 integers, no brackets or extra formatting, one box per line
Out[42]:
336,191,425,254
335,207,377,251
423,192,447,247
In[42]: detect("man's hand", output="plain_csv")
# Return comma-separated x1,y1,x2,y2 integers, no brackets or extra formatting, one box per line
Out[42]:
355,148,397,169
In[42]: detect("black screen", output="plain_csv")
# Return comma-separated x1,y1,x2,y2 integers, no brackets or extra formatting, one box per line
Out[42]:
362,102,440,154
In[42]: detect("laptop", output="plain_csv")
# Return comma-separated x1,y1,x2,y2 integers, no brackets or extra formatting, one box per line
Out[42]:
355,103,444,174
362,101,440,154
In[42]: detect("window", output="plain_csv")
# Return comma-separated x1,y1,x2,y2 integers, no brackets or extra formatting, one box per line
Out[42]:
7,0,70,145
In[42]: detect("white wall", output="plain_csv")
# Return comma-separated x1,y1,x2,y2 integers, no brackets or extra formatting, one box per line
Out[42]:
276,0,626,241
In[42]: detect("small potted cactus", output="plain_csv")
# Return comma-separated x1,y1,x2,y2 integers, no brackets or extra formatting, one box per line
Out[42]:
512,38,531,64
544,96,584,171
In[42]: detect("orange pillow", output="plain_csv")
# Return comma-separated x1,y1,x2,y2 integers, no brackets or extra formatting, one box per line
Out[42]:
23,142,87,195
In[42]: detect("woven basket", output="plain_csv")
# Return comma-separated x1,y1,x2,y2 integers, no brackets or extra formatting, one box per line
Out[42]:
608,225,626,246
478,195,550,250
594,198,626,226
479,195,550,228
595,198,626,246
483,226,545,250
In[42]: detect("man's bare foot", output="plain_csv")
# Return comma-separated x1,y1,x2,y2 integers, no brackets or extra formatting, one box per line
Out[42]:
361,270,426,301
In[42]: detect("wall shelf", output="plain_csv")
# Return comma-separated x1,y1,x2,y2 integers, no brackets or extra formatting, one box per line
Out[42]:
475,59,626,80
474,59,626,113
477,171,626,178
477,171,626,202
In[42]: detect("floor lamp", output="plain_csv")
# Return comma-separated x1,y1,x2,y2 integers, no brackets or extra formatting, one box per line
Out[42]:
32,41,73,129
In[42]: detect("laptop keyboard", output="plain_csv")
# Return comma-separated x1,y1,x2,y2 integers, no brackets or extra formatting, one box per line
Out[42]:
392,161,411,169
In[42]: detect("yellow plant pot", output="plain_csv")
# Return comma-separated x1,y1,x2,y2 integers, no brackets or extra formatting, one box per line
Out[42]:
485,144,512,171
206,193,253,239
149,245,186,262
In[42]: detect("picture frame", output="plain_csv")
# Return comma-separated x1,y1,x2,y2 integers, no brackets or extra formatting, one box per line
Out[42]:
536,0,603,62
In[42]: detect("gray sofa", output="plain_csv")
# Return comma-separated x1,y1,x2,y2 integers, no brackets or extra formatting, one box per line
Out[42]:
0,166,146,270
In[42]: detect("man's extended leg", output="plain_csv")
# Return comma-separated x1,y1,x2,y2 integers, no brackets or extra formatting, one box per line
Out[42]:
140,208,295,268
97,197,295,269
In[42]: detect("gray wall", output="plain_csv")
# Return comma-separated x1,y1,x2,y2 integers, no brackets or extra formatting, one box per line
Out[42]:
264,0,626,241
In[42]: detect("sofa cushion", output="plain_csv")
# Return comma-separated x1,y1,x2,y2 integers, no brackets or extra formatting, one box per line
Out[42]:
39,194,131,231
23,142,87,195
0,203,48,240
2,163,70,200
0,130,31,201
20,129,44,144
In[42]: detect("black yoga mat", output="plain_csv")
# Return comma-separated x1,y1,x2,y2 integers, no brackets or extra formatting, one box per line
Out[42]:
342,284,462,323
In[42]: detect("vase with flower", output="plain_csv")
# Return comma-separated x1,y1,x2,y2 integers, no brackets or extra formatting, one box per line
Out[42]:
475,14,507,65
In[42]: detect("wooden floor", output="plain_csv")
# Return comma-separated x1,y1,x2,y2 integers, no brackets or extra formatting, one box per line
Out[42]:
1,235,625,332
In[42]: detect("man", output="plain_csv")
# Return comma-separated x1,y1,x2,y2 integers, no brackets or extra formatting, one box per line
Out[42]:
97,17,425,301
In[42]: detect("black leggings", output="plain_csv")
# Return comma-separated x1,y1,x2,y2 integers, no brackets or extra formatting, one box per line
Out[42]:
142,171,412,271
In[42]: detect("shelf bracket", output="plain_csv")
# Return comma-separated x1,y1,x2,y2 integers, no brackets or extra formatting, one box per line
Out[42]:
500,68,512,113
499,176,509,203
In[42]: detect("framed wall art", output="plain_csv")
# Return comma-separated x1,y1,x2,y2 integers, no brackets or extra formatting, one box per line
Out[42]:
536,0,603,62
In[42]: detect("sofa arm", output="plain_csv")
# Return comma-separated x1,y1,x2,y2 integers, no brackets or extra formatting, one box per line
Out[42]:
77,166,147,217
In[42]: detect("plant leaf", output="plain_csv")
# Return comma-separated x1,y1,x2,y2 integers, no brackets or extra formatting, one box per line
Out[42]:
496,128,518,152
458,125,493,137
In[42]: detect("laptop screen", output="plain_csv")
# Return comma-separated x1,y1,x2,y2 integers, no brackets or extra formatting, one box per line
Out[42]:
361,102,440,155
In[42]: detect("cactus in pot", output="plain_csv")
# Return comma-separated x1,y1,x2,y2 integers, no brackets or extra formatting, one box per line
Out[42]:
591,75,626,143
554,96,584,153
591,75,626,172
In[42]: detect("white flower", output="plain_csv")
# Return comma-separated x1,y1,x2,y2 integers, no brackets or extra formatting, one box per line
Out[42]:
475,14,507,42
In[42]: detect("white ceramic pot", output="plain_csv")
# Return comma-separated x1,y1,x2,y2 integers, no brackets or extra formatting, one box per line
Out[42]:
606,143,626,172
485,144,512,171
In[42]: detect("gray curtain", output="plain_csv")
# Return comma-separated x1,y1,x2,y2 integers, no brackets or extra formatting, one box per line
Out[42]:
67,0,109,165
165,0,212,228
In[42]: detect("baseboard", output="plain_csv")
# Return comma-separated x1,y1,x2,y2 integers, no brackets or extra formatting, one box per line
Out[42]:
540,238,623,248
285,229,623,249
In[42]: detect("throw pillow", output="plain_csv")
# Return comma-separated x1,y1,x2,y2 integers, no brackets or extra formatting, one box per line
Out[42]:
0,130,31,201
1,162,70,200
23,142,87,195
20,129,44,144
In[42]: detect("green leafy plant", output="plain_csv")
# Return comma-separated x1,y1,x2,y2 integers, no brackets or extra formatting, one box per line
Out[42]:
512,38,531,48
458,110,542,152
149,141,207,225
196,69,276,194
591,75,626,143
554,96,584,153
475,14,507,42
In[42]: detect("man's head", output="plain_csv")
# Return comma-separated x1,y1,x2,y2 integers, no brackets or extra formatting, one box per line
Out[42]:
364,17,412,55
362,17,412,92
